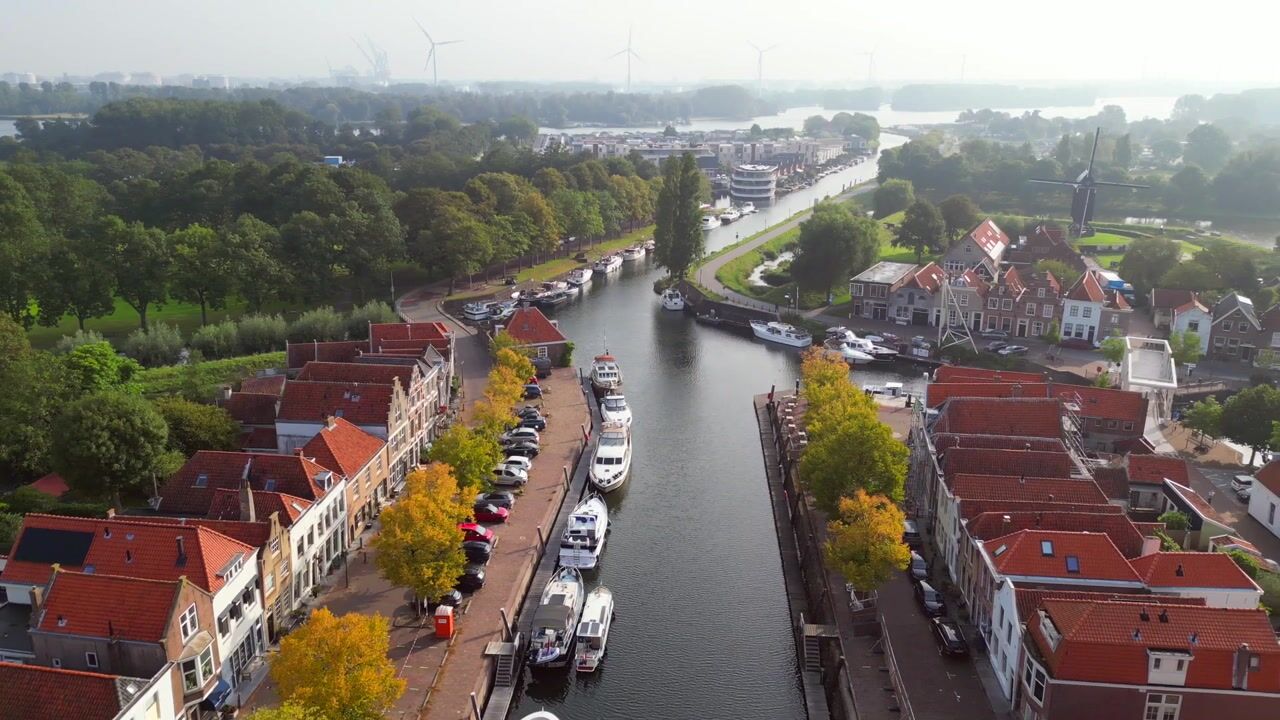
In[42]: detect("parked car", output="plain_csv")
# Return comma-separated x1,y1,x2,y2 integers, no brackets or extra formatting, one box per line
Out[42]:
490,464,529,487
455,564,487,593
980,329,1009,339
1237,487,1252,502
911,336,932,350
524,384,543,399
930,618,969,656
518,415,547,431
477,490,517,510
532,357,553,378
458,522,495,544
502,441,540,459
425,589,463,611
462,540,493,564
984,341,1008,353
473,503,511,524
501,427,541,445
908,551,929,583
517,406,543,420
903,520,922,548
1231,474,1255,494
915,581,946,617
858,331,886,343
997,344,1029,356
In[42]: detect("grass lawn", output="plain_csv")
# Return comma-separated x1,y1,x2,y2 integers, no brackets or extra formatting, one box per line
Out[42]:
135,352,286,396
1073,231,1201,270
715,227,800,301
27,297,253,349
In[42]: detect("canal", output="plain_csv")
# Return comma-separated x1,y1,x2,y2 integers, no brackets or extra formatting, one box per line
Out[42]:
512,136,923,720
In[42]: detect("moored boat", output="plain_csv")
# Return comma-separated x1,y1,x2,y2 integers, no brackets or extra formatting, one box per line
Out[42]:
661,287,685,311
536,289,572,309
589,353,622,394
740,201,756,214
589,420,632,493
719,207,741,223
823,338,874,365
574,586,615,673
600,393,632,426
558,494,609,570
567,267,593,288
527,567,586,669
750,320,813,348
462,301,500,321
643,239,656,252
593,254,623,274
621,246,646,262
700,215,720,231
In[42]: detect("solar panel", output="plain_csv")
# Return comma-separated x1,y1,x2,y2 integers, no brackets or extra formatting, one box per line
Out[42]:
11,527,94,566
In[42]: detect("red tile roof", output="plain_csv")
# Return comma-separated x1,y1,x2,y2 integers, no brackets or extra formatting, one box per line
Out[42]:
1126,454,1189,485
959,268,990,298
968,512,1146,558
941,448,1075,481
1130,552,1260,591
277,380,394,426
0,662,138,720
1,514,252,593
1164,479,1228,524
26,472,69,498
931,433,1066,453
1107,290,1131,311
37,571,182,642
1029,599,1280,689
160,450,333,515
296,361,413,388
499,307,567,345
145,516,272,550
1151,288,1197,310
239,374,286,395
370,321,451,344
1172,297,1210,316
286,340,370,369
927,382,1147,426
985,529,1141,583
1091,466,1131,501
1131,521,1167,536
931,397,1063,438
907,262,944,293
933,366,1044,384
1014,588,1204,623
1256,459,1280,496
301,417,386,478
240,426,278,451
959,498,1124,520
207,489,311,526
964,219,1011,259
999,266,1026,297
950,474,1109,506
224,392,279,426
1066,269,1107,303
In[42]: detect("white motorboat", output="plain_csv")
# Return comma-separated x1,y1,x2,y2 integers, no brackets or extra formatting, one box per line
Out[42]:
593,254,623,274
700,215,720,231
661,287,685,311
589,421,632,493
589,353,622,394
621,246,646,262
719,208,741,223
527,567,586,669
520,714,560,720
740,202,756,214
600,394,632,426
462,301,500,322
490,302,517,323
643,239,656,252
750,320,813,348
823,338,874,365
825,327,896,360
574,586,615,673
567,267,593,288
558,494,609,570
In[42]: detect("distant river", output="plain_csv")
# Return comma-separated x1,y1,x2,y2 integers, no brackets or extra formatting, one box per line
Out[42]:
0,119,17,137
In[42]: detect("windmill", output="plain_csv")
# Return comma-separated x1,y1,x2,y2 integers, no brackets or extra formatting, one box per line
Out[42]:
1028,128,1149,237
610,27,642,93
413,17,462,85
748,41,778,97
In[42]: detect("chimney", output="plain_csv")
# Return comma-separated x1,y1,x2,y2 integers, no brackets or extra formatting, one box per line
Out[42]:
1234,644,1253,690
175,536,187,567
1139,608,1150,622
1175,563,1184,577
105,508,115,519
325,415,337,431
28,586,45,628
239,479,256,523
219,386,232,402
1158,609,1169,623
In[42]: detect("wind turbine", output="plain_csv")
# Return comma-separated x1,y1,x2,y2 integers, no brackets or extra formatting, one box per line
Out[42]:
610,28,642,93
748,41,779,97
851,49,878,85
413,17,462,85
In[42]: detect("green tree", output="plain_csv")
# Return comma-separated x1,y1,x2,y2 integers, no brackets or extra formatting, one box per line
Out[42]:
824,490,911,591
0,170,47,328
1043,320,1061,345
1168,330,1203,367
151,396,240,455
893,200,946,263
872,178,914,219
102,216,171,331
790,201,879,297
373,466,470,605
62,342,141,395
242,703,323,720
1054,133,1073,167
1223,384,1280,464
1183,123,1232,174
1100,333,1127,364
1157,510,1190,531
1225,549,1261,580
426,425,502,491
0,318,68,479
1114,133,1133,169
223,214,289,313
170,223,233,326
1119,237,1182,300
1159,260,1218,293
50,391,170,508
653,152,705,280
1164,165,1211,210
1182,397,1223,438
1034,259,1081,290
36,234,115,331
938,194,981,240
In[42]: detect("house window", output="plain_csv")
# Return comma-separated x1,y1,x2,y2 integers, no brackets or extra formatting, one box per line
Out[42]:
85,651,99,668
265,570,275,593
1189,321,1201,333
270,538,281,556
1223,320,1233,331
1070,305,1079,317
217,614,230,637
1269,503,1275,525
1107,419,1117,429
1043,305,1053,318
536,346,549,359
1144,693,1181,720
1214,337,1225,348
1002,299,1013,311
1123,421,1135,431
52,657,61,668
1023,657,1047,703
852,283,864,297
964,244,972,253
1037,287,1046,298
1112,314,1120,325
1063,323,1073,335
1082,306,1092,318
1033,322,1043,336
988,297,999,310
179,604,198,642
1026,303,1036,316
988,316,999,331
958,294,968,306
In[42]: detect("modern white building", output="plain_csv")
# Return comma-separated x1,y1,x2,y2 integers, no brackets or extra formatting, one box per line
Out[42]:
1170,296,1212,354
730,164,777,205
1118,336,1178,423
287,471,348,608
1249,461,1280,541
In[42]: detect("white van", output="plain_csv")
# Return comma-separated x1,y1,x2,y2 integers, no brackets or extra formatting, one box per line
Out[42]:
1231,474,1254,495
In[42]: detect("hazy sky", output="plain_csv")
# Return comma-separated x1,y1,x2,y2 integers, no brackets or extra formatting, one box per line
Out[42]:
3,0,1278,87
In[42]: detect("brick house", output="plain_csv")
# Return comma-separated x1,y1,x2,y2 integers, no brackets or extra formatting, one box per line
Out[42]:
1150,289,1198,330
1003,225,1086,273
301,416,390,542
888,262,942,326
495,307,571,366
1206,292,1280,363
985,267,1062,338
940,218,1011,280
273,380,418,483
850,261,918,322
941,269,991,331
0,661,181,720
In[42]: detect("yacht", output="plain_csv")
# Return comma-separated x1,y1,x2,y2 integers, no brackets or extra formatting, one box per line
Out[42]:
600,394,632,426
527,567,586,669
558,494,609,570
621,246,646,262
567,267,593,289
589,421,632,493
490,302,517,323
825,327,896,360
661,287,686,311
740,202,756,214
536,289,572,309
750,320,813,348
823,338,874,365
462,301,500,322
643,239,656,252
574,587,615,673
700,215,720,231
719,207,741,223
589,353,622,394
594,254,623,274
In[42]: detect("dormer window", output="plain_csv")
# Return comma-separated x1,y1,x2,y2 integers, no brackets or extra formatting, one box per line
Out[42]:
1040,540,1054,557
1148,650,1191,686
1036,611,1062,651
102,527,111,539
264,479,277,491
194,473,208,488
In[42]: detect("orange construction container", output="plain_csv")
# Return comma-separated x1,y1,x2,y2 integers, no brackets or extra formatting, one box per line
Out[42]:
433,605,455,638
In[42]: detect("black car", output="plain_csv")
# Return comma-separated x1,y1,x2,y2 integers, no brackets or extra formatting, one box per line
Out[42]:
456,563,487,593
475,491,516,510
523,384,543,399
908,551,929,583
930,618,969,656
503,441,540,458
517,406,544,419
424,589,463,612
915,581,946,617
462,540,493,564
518,415,547,431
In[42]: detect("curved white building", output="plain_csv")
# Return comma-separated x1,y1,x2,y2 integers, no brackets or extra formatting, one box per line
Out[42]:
730,164,777,205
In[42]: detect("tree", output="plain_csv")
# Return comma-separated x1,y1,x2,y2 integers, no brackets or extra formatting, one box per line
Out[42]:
50,391,169,508
61,342,141,395
872,178,914,219
170,224,233,326
1034,259,1081,290
938,194,980,240
0,317,68,480
1100,334,1127,364
373,465,470,605
893,200,945,263
426,424,502,491
1054,133,1073,167
270,608,405,720
1164,165,1211,210
1159,260,1218,292
102,216,171,330
36,234,115,330
1183,124,1232,174
790,201,879,297
0,171,47,328
151,396,240,455
825,490,911,591
653,153,704,280
1222,384,1280,464
1157,511,1190,532
1168,330,1203,367
1118,238,1182,300
1043,320,1061,345
1225,549,1261,580
242,704,323,720
223,214,289,313
1114,133,1133,169
1182,397,1223,438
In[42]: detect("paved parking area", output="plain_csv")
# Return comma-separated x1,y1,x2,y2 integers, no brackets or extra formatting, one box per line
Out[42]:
1192,465,1280,562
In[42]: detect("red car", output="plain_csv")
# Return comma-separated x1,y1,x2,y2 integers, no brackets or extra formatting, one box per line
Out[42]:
472,503,510,524
458,522,495,544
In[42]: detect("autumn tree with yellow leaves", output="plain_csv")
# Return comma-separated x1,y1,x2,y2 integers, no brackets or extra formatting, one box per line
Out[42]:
825,489,911,591
373,465,471,604
427,423,504,490
269,609,405,720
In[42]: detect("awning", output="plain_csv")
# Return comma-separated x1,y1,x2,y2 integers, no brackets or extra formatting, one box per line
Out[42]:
199,678,234,711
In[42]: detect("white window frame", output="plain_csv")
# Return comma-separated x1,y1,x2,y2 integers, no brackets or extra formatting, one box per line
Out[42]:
179,604,198,642
85,651,99,668
1043,305,1053,318
851,283,864,297
1037,287,1046,298
1002,298,1013,311
1144,692,1181,720
1026,303,1036,316
1082,306,1093,318
988,297,999,310
1069,305,1079,317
